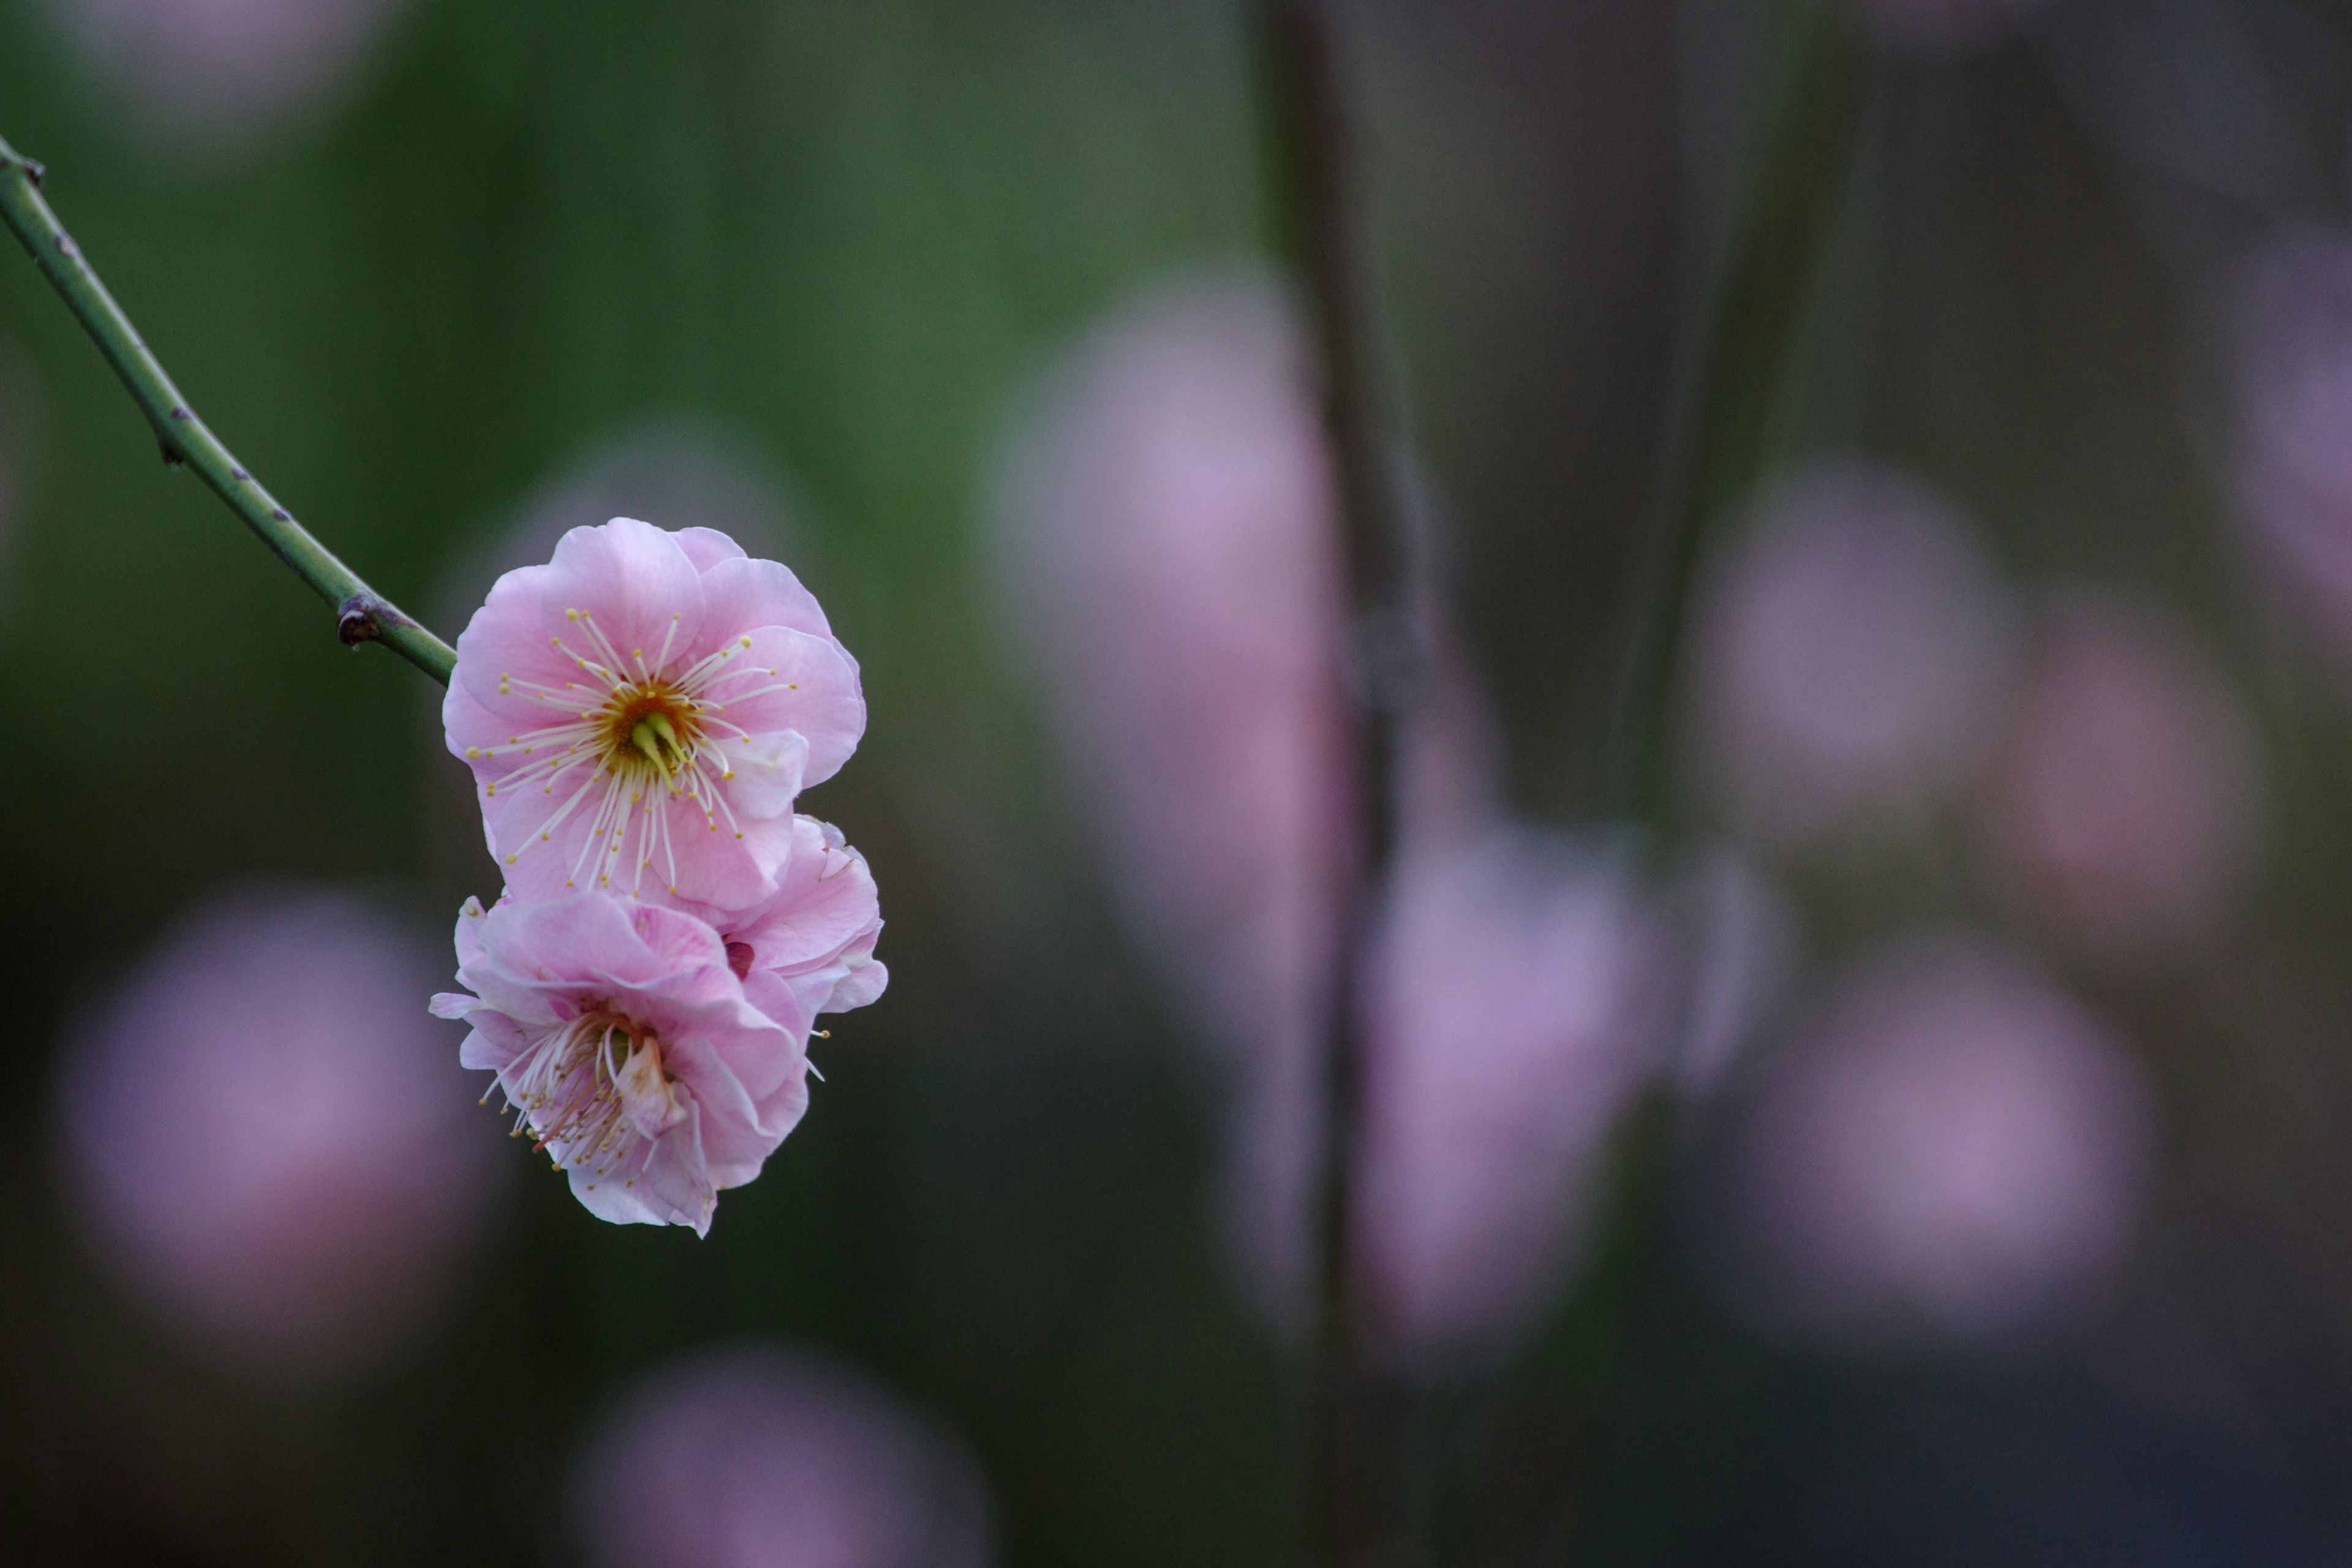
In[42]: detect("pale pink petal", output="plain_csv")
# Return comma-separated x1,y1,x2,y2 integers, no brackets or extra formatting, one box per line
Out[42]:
480,896,722,996
672,526,748,573
707,731,811,824
699,553,834,639
743,970,818,1039
537,517,709,676
566,1097,715,1234
822,958,889,1014
706,627,865,787
451,566,579,726
731,818,881,968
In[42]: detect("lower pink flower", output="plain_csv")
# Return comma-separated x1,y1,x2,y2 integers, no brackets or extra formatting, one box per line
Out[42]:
432,894,809,1234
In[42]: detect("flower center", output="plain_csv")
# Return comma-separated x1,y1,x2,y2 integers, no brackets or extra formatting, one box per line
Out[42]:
604,682,701,778
497,1008,690,1192
464,606,790,897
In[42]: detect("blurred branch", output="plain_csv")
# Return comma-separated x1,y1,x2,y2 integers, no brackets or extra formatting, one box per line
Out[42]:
1605,0,1869,839
1439,7,1872,1558
1256,2,1427,1564
0,133,457,685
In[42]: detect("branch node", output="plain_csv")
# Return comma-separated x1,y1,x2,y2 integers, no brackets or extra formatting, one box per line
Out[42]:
337,591,415,647
158,439,184,469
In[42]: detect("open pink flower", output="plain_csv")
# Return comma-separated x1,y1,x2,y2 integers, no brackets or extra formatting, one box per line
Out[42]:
695,815,889,1041
445,518,864,913
431,894,809,1234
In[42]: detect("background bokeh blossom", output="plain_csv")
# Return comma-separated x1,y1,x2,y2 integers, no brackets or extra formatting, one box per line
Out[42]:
1687,458,2021,853
39,0,410,148
6,0,2352,1561
51,884,500,1378
570,1344,992,1568
1715,935,2155,1343
1979,593,2263,966
2231,230,2352,675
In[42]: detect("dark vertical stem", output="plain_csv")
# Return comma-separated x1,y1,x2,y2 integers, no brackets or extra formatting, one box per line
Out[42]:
1456,4,1870,1558
1256,2,1424,1565
1606,0,1870,837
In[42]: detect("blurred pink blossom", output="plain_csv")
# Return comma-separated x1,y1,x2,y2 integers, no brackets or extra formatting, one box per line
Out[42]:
1727,936,2154,1343
52,885,499,1378
445,518,864,913
992,274,1649,1360
1981,594,2263,965
433,892,808,1235
2231,230,2352,673
990,271,1354,1074
1229,833,1667,1363
1689,459,2020,850
1351,833,1669,1362
43,0,409,146
571,1344,991,1568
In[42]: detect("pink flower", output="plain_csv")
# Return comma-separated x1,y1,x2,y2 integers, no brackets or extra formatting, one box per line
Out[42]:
53,885,500,1379
43,0,410,148
2230,231,2352,674
1228,830,1670,1365
1980,594,2263,965
990,272,1499,1057
431,893,809,1234
1689,459,2019,850
570,1345,992,1568
445,518,863,913
697,815,889,1040
1722,936,2154,1343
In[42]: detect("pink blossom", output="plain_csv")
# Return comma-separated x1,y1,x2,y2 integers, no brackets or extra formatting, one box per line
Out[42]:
52,886,500,1379
1725,936,2154,1343
1981,595,2263,965
431,893,809,1234
698,815,889,1041
1229,831,1668,1365
1689,458,2019,850
570,1344,991,1568
994,274,1644,1359
2230,230,2352,673
989,272,1354,1074
445,518,864,914
42,0,410,147
1357,834,1669,1361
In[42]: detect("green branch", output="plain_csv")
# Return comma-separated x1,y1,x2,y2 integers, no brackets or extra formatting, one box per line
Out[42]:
0,132,456,685
1607,0,1869,837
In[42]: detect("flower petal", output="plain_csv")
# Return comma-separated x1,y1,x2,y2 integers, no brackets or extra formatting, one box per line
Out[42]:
698,553,832,639
451,564,580,725
706,627,864,787
538,518,709,684
672,526,748,574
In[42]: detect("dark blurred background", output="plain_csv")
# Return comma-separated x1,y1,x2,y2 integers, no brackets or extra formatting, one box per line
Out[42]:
6,0,2352,1563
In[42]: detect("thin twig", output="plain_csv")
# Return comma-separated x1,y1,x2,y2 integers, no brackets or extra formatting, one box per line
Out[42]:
0,132,456,685
1257,2,1425,1564
1605,0,1868,836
